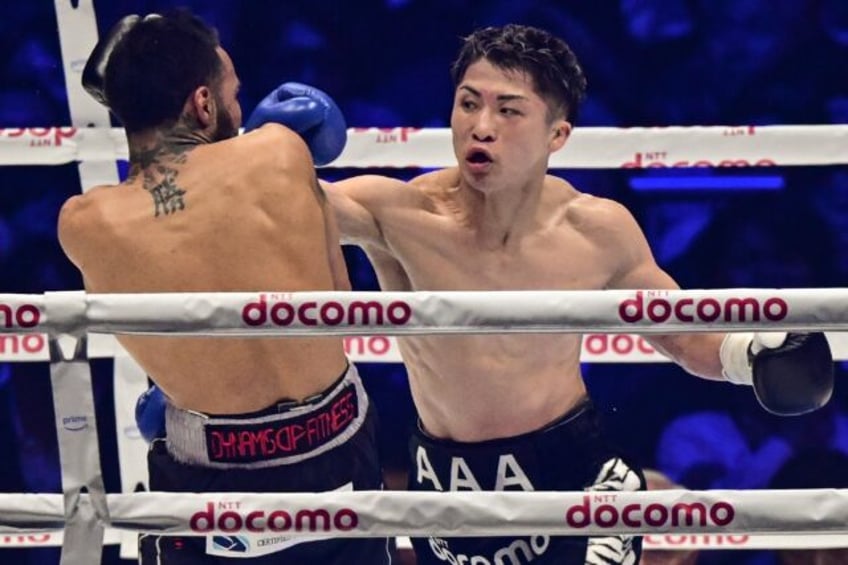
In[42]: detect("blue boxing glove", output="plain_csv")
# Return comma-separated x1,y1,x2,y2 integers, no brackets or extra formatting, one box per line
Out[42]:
135,384,167,443
720,332,834,416
244,82,347,166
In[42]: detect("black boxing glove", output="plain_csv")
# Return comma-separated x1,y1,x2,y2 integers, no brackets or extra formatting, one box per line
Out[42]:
82,14,161,106
720,332,834,416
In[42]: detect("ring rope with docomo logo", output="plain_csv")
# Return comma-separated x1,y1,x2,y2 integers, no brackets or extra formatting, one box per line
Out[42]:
3,288,848,337
3,489,848,539
1,124,848,168
5,286,847,556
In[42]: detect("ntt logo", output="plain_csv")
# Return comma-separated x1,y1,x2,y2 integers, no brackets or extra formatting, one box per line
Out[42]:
242,296,412,327
618,291,788,324
565,495,734,528
190,503,358,533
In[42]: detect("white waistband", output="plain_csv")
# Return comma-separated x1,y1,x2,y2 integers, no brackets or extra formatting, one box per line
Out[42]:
164,364,369,469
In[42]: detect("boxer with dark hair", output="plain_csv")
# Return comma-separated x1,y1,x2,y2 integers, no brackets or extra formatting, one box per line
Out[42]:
58,9,391,564
322,24,833,563
134,21,834,564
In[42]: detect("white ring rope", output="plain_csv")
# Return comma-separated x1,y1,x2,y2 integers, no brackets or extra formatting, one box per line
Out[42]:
2,288,847,337
2,489,848,542
2,125,847,168
4,286,845,556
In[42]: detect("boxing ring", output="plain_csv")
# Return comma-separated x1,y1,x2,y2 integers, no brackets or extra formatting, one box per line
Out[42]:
3,1,848,563
3,291,848,565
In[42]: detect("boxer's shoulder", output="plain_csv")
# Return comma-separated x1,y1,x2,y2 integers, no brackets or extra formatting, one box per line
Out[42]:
58,184,116,232
563,193,638,235
224,126,316,189
57,187,125,269
239,124,313,164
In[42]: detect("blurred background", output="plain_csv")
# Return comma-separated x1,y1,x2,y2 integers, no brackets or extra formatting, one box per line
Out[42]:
1,1,846,563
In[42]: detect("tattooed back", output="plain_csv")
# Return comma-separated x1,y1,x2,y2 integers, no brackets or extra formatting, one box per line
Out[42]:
57,124,350,413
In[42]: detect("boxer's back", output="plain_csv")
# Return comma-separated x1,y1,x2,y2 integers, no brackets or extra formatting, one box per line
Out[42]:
58,125,349,414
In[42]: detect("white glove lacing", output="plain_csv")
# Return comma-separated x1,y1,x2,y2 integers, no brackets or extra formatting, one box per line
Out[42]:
720,332,787,385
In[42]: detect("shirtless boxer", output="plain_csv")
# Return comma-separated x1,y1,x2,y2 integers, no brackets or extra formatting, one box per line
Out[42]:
57,10,391,564
318,24,833,564
136,22,833,565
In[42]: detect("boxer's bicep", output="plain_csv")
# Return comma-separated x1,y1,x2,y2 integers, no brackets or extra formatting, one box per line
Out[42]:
362,243,412,291
611,254,678,292
617,240,726,381
596,200,670,291
589,198,726,379
623,252,727,380
323,176,399,248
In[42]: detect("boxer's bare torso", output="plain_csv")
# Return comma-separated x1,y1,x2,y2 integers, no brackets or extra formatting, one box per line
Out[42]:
329,168,724,441
59,125,349,414
328,59,725,441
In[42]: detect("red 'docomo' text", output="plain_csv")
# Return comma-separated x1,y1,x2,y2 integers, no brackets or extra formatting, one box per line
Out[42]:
583,334,655,356
0,334,46,354
344,336,393,356
190,502,358,533
619,291,787,323
0,127,77,147
242,296,412,327
0,303,41,328
565,495,734,528
644,534,749,547
0,534,53,546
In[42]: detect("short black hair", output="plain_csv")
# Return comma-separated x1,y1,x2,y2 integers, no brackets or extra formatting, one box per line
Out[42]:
450,24,587,123
104,9,222,134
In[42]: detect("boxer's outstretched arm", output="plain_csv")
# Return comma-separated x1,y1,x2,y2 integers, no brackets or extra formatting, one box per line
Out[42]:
596,196,833,415
614,265,728,381
322,175,408,249
581,196,727,380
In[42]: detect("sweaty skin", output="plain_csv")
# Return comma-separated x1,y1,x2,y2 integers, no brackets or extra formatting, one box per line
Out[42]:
58,48,349,415
327,59,725,441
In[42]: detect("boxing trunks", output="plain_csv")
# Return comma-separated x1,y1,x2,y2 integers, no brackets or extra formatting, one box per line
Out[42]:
409,398,645,565
139,363,394,564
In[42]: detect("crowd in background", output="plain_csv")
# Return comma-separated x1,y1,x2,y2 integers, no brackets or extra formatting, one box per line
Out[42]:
1,1,846,563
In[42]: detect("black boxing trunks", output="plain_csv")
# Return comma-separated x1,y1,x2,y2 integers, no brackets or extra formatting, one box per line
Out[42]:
408,399,645,565
139,363,394,564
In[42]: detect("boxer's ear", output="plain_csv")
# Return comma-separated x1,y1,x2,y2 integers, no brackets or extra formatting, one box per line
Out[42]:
189,86,214,128
550,120,571,152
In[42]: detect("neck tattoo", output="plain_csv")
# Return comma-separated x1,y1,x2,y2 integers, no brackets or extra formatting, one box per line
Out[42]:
126,112,211,217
